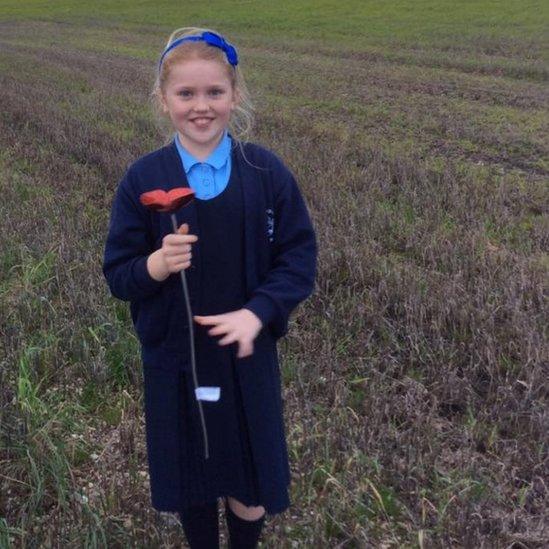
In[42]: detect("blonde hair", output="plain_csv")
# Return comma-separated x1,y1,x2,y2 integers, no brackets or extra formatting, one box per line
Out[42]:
150,27,254,147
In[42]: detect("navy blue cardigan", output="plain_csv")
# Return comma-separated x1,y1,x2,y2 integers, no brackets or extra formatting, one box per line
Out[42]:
102,140,318,369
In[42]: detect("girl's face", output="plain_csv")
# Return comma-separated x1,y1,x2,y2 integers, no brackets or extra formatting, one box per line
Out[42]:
160,58,239,160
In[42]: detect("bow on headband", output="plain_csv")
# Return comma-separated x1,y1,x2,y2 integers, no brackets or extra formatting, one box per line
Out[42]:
158,31,239,70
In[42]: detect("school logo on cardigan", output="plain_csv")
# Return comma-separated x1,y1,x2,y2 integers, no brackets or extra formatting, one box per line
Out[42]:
266,208,274,242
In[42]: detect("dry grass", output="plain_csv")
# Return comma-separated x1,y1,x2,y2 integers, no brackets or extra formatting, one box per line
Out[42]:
0,15,547,548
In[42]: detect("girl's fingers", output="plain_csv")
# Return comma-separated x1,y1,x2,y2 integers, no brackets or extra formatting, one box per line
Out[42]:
218,333,237,346
168,252,191,262
166,244,192,254
208,325,228,336
166,257,191,270
165,233,197,245
194,315,221,324
237,341,253,358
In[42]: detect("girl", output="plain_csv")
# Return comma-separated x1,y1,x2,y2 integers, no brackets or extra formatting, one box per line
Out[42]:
102,27,317,548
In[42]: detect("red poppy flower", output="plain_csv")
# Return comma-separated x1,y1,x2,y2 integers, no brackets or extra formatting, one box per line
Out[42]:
139,188,195,213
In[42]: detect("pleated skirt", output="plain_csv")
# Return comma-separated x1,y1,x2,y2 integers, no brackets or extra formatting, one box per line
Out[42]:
143,347,263,512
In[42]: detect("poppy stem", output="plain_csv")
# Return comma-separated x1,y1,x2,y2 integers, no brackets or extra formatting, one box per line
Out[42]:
170,213,209,460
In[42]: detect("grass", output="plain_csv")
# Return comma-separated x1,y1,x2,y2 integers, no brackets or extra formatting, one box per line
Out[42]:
1,1,548,547
1,1,547,51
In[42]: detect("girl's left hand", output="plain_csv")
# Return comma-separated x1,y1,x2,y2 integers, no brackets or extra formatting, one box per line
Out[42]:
194,309,263,358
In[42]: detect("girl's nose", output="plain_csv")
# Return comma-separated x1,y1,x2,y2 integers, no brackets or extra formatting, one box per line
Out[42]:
193,95,210,112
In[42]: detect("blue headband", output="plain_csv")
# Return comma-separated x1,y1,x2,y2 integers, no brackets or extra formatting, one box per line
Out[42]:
158,31,238,70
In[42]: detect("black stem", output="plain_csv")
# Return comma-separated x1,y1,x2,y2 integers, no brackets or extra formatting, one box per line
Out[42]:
170,213,209,460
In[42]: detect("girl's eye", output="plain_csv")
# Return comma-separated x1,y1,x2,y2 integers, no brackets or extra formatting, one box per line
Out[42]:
175,88,225,98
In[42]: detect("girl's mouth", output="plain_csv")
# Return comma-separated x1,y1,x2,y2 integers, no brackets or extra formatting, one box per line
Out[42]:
191,117,214,128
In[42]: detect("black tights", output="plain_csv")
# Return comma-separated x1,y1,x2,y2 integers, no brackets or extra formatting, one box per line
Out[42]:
178,498,266,549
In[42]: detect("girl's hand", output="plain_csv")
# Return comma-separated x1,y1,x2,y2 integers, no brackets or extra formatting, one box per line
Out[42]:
194,309,263,358
161,222,198,274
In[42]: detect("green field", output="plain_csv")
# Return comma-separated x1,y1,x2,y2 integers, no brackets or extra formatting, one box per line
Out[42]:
1,1,547,547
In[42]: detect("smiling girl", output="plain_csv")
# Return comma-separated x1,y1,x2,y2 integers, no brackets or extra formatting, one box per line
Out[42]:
103,27,317,548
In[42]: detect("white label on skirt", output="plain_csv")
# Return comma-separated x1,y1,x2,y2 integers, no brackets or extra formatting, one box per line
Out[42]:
195,386,221,401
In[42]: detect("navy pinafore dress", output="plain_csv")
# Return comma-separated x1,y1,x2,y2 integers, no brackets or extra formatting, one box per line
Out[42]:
174,161,262,511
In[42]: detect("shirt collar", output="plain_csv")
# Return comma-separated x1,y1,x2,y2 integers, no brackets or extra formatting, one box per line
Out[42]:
174,131,231,173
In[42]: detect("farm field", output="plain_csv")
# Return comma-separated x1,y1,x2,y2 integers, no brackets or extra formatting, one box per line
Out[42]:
1,1,547,547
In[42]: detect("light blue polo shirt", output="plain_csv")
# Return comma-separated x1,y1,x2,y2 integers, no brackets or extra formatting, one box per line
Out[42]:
174,131,232,200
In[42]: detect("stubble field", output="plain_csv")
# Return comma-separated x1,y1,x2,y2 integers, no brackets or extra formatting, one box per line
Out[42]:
0,1,547,547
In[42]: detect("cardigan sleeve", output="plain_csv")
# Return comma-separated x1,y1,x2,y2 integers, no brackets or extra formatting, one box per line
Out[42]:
243,159,318,339
102,168,166,302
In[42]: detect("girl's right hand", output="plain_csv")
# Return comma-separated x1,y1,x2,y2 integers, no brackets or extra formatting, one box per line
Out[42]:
160,223,198,274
